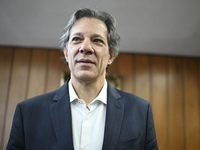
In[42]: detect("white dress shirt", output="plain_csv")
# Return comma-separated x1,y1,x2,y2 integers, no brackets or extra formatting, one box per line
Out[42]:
69,80,107,150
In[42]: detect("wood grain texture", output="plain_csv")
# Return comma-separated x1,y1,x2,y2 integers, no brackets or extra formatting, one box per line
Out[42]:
167,57,185,150
183,58,200,150
2,48,31,150
45,50,66,93
135,55,151,101
0,47,200,150
151,56,167,150
0,47,13,149
108,55,119,74
118,54,133,93
26,49,49,99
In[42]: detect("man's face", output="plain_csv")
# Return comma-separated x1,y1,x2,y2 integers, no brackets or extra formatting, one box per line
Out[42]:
64,17,115,83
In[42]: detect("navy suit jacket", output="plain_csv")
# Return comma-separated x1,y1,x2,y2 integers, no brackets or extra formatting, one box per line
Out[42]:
7,80,158,150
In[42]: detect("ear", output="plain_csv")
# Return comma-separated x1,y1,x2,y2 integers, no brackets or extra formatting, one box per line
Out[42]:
63,47,68,62
108,52,116,65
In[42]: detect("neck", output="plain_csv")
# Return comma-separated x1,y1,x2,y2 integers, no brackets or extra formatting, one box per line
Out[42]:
71,77,105,106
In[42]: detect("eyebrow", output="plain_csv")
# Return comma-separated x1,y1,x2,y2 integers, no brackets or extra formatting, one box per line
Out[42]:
93,34,106,40
71,32,83,37
71,32,106,41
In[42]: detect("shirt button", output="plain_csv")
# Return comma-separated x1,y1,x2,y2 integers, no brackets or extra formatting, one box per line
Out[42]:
85,116,89,120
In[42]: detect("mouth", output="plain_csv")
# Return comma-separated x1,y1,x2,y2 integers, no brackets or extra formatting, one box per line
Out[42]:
77,58,95,65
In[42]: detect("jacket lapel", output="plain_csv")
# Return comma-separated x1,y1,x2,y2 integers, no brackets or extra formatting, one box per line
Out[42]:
49,81,124,150
102,84,124,150
50,81,74,150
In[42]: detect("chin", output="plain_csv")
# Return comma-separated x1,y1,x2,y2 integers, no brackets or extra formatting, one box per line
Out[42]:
76,73,97,81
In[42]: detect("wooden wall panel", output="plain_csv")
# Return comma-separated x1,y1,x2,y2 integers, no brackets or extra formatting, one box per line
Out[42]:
118,54,134,93
135,55,151,101
183,58,200,150
151,56,167,150
0,48,13,148
45,50,66,93
167,57,185,150
0,46,200,150
108,56,119,74
2,48,31,150
26,49,49,99
199,58,200,149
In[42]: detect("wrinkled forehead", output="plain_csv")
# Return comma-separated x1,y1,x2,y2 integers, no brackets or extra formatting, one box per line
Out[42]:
70,17,108,39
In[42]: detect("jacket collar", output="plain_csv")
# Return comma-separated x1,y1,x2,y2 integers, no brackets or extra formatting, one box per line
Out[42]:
102,83,124,150
50,80,74,149
50,79,124,150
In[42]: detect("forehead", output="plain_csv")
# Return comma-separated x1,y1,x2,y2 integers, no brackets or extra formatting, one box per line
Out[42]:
70,17,108,38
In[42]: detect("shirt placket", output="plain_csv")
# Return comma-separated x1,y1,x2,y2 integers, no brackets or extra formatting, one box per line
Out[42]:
80,101,91,150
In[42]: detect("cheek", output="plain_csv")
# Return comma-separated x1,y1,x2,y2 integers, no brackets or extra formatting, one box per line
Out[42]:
68,46,79,58
68,54,75,67
99,54,110,67
65,50,72,66
66,49,79,69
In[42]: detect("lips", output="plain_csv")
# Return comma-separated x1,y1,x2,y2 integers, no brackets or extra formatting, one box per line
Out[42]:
77,58,95,64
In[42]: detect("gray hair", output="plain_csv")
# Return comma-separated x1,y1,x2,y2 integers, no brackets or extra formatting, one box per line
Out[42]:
60,8,120,58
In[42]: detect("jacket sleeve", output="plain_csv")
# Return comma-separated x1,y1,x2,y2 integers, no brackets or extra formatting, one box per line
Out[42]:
145,103,158,150
6,103,25,150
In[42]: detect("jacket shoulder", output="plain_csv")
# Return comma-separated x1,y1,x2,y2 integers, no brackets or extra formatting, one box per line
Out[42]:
19,81,69,107
21,90,57,105
115,88,150,106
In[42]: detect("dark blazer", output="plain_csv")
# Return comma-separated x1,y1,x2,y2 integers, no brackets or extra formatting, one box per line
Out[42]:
7,80,158,150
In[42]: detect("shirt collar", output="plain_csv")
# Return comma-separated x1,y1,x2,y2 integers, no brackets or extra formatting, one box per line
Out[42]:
69,80,78,103
68,79,107,104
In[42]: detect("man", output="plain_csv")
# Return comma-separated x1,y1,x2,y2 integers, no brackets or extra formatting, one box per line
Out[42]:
7,8,158,150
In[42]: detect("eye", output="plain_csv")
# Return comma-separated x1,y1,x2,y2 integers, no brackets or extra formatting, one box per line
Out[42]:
71,37,82,43
93,39,104,44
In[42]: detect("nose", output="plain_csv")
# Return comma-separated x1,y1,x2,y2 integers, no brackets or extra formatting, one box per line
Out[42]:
79,38,94,54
